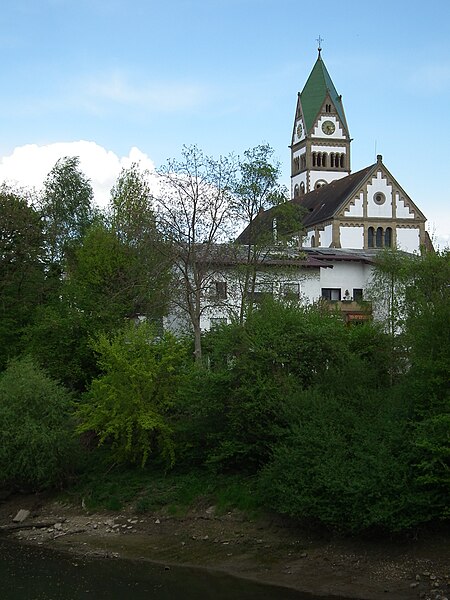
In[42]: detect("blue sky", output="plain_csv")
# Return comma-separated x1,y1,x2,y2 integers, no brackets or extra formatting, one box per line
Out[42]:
1,0,449,245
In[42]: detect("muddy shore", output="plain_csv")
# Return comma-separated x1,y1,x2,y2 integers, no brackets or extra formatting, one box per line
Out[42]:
1,494,448,600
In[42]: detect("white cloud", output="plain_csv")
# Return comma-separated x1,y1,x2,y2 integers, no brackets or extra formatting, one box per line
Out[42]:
0,141,157,208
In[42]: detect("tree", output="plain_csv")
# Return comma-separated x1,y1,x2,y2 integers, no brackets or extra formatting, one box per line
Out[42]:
0,185,46,369
76,322,188,467
0,356,76,489
176,300,352,472
41,156,95,266
155,145,236,362
233,145,305,322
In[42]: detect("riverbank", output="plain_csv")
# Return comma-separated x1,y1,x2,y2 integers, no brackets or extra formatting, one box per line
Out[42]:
1,493,448,600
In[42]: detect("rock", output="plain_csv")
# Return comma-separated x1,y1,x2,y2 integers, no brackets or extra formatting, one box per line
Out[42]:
155,519,160,524
54,522,63,530
410,582,419,588
12,509,30,523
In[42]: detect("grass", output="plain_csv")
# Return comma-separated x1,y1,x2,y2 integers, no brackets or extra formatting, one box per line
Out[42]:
61,449,262,517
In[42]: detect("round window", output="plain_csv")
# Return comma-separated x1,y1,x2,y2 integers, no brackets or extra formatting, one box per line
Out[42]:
374,192,386,205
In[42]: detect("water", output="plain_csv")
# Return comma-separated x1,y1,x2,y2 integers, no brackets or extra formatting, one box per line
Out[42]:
0,538,352,599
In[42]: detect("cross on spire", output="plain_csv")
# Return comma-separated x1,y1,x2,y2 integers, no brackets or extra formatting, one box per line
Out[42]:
316,35,323,56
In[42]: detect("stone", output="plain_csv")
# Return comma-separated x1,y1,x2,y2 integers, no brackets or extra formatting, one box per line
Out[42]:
12,509,30,523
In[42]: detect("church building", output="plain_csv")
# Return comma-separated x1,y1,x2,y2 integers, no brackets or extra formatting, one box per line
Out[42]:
289,47,428,254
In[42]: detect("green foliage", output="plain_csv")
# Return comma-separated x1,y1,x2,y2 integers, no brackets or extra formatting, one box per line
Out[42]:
76,323,188,467
0,186,46,369
258,376,429,534
0,357,76,489
177,301,351,472
24,301,97,392
41,156,95,265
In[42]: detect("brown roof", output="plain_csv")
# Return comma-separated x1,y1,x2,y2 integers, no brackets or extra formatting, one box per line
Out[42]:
236,164,375,244
294,164,375,227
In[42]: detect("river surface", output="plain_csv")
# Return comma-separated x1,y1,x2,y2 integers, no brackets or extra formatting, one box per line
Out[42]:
0,538,357,599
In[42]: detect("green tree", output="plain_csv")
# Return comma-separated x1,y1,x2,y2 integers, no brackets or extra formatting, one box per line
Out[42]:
156,146,236,362
177,300,351,472
0,185,46,369
258,380,423,534
41,156,95,266
0,356,76,489
76,323,188,467
233,144,305,322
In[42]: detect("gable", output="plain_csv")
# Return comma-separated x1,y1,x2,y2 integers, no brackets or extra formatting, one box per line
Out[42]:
340,163,426,222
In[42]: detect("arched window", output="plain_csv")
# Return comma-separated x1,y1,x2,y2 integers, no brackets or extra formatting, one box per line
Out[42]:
376,227,383,248
317,153,322,167
312,152,317,167
322,153,327,167
300,182,305,195
384,227,392,247
330,153,335,168
311,234,315,247
368,227,374,248
340,154,345,168
294,184,299,198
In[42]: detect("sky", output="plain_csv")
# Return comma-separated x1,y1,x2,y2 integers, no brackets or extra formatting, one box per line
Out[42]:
1,0,449,247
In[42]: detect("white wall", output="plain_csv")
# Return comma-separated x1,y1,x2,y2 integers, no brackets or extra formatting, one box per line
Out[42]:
319,261,372,300
319,224,333,247
396,194,415,218
344,192,364,217
396,228,420,253
340,225,364,249
367,171,393,218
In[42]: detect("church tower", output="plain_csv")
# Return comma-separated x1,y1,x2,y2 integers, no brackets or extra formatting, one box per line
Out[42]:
291,46,351,198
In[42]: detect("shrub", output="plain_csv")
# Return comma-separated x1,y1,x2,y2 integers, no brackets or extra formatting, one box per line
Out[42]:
0,356,76,489
76,322,188,468
257,356,441,534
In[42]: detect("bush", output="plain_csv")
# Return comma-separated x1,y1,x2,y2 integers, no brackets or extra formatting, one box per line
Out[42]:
177,301,352,472
76,322,188,468
0,357,76,490
258,371,439,534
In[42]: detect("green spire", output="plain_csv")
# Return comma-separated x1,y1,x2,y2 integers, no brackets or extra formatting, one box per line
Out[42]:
300,54,348,134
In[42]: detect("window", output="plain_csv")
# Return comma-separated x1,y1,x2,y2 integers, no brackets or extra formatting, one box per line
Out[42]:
209,281,227,300
384,227,392,247
368,226,374,248
353,288,363,302
300,181,305,194
294,184,299,198
321,288,341,301
283,282,300,300
374,192,386,205
251,282,274,303
376,227,383,248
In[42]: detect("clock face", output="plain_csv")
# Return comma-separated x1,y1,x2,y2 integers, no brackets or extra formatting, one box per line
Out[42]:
322,120,335,135
296,123,303,138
